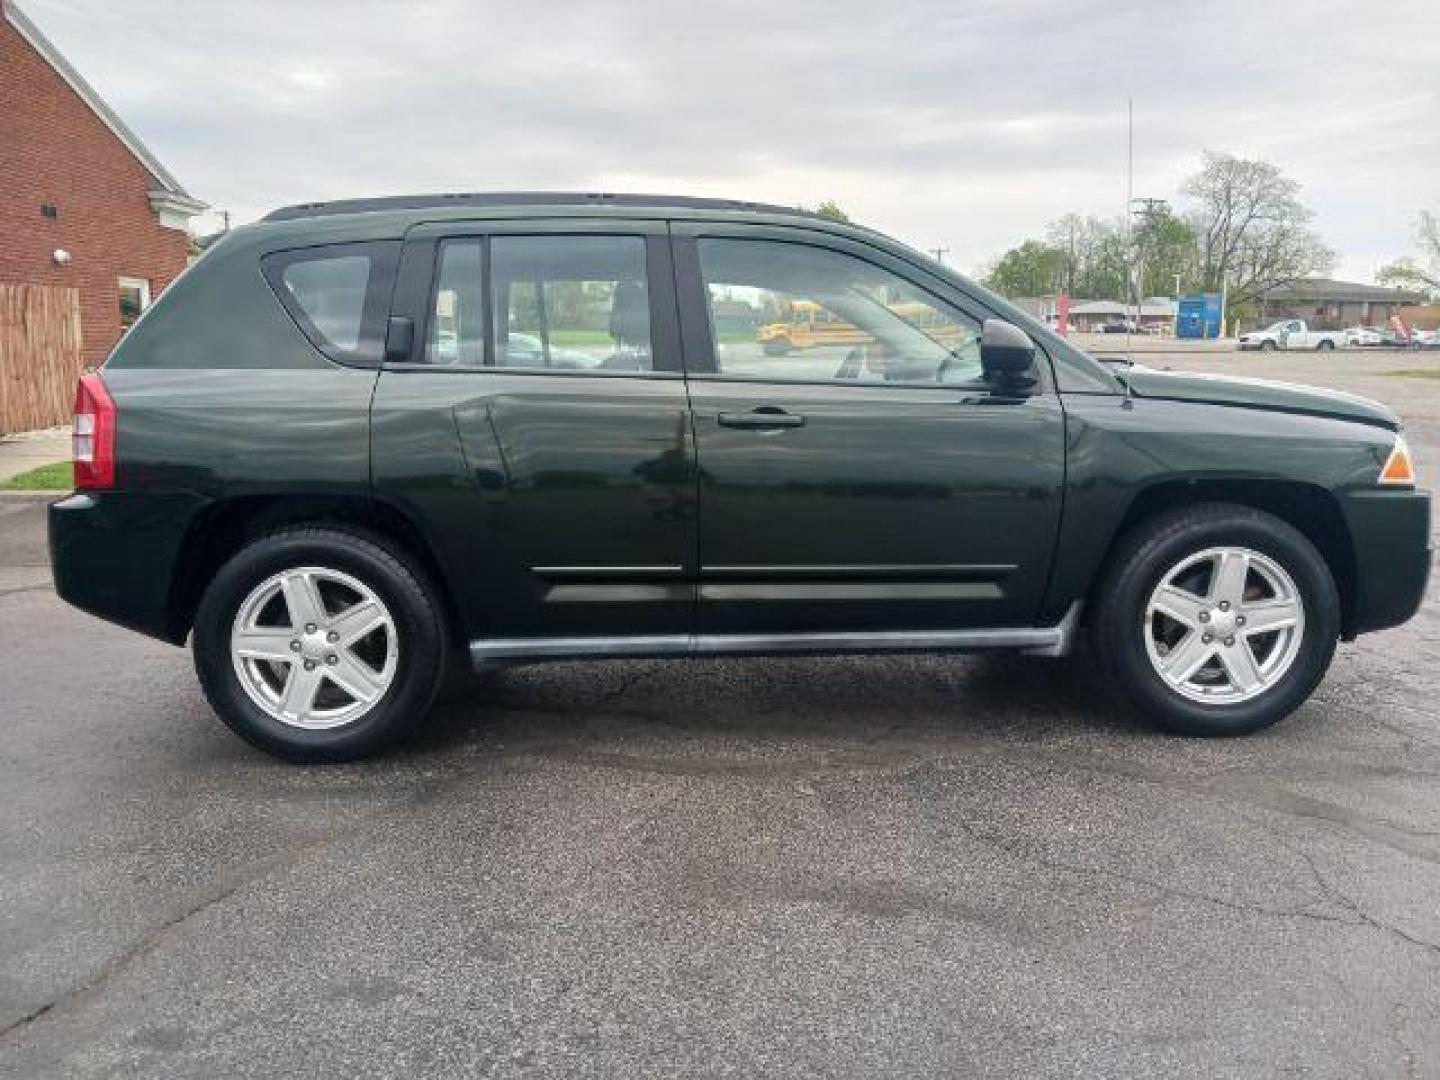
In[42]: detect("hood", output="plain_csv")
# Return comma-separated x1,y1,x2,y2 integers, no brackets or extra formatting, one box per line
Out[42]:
1117,365,1399,430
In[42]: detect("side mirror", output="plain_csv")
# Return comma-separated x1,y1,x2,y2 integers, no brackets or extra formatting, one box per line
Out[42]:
980,318,1037,385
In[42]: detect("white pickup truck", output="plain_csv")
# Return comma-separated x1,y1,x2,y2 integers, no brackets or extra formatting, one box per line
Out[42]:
1238,319,1345,351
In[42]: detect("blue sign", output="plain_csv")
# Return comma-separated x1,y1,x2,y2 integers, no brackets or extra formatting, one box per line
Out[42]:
1176,293,1223,339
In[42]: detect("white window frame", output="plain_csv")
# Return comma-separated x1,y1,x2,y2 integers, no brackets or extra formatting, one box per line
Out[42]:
118,276,152,328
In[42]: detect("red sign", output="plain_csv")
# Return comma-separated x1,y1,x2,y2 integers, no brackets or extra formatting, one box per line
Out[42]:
1056,293,1071,336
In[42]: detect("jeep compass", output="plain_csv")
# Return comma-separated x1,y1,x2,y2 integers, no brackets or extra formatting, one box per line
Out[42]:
49,193,1431,760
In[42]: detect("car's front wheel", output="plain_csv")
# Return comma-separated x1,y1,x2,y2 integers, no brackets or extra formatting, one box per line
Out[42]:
1091,503,1340,736
193,527,447,761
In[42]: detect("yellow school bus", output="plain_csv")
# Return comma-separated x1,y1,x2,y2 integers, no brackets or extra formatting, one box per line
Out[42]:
757,300,869,355
757,299,966,356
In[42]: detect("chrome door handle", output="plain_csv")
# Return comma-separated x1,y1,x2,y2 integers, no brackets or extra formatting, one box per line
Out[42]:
717,409,805,429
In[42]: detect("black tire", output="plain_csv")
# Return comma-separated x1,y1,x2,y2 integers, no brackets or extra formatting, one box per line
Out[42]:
193,527,448,762
1260,339,1278,351
1090,503,1339,736
1317,339,1335,351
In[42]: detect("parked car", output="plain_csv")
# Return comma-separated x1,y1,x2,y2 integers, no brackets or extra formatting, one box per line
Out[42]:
1238,320,1346,351
1099,318,1139,334
1343,326,1384,347
50,193,1431,761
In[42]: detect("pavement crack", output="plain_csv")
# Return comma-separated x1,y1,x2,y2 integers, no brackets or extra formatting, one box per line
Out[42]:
0,584,52,600
1294,847,1440,958
0,1003,54,1040
0,833,338,1044
944,816,1372,934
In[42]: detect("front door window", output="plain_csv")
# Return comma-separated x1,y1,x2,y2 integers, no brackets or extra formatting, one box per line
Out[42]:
697,239,983,385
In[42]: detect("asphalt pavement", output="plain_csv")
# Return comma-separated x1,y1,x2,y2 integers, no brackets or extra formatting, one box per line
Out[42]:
2,348,1438,1078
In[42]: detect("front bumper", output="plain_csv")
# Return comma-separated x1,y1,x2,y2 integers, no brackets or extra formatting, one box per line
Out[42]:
1340,487,1433,637
49,490,206,644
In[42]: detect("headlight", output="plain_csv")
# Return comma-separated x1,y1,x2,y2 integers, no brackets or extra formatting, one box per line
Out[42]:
1379,435,1416,486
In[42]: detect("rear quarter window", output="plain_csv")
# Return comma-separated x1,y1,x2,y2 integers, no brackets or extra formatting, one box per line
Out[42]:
261,241,399,365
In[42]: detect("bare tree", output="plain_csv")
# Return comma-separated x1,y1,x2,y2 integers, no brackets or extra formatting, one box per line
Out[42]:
1181,151,1332,308
1376,210,1440,296
1045,214,1129,299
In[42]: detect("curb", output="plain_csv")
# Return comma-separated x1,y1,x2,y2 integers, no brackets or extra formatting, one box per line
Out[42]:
0,490,69,502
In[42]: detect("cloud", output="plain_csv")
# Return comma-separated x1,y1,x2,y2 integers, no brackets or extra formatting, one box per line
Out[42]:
22,0,1440,281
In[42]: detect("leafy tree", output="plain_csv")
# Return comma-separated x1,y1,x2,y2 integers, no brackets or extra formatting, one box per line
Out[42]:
1376,210,1440,296
1181,151,1332,308
1131,202,1197,298
982,239,1068,298
813,200,851,224
978,151,1330,313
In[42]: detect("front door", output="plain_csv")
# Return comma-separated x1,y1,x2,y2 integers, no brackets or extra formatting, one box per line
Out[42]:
676,228,1065,635
372,222,695,643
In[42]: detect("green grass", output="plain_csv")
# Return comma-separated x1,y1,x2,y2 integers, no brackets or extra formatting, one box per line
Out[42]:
0,460,71,490
546,329,613,346
1382,369,1440,380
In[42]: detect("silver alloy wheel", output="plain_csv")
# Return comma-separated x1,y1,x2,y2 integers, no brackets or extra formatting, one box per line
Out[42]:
1143,546,1305,705
230,566,399,730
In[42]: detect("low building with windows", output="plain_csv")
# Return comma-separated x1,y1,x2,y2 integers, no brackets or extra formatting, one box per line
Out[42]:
1249,279,1425,331
1069,299,1176,332
0,0,206,368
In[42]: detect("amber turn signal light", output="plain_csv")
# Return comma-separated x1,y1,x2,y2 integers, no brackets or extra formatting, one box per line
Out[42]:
1379,437,1416,486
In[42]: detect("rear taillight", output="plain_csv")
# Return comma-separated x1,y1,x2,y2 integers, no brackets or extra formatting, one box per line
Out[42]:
73,373,115,489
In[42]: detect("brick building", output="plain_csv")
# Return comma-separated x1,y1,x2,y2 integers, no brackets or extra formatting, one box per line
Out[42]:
1252,278,1425,332
1,0,206,366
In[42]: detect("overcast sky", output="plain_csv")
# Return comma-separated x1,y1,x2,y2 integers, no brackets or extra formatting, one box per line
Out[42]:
23,0,1440,283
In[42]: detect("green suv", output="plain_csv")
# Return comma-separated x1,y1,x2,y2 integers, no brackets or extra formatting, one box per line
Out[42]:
49,193,1431,761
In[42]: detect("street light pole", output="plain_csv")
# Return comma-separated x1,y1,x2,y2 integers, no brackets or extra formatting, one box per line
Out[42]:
1173,272,1181,337
1125,96,1133,349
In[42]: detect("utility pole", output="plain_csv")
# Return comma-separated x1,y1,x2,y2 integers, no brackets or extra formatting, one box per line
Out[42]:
928,247,948,265
1129,196,1168,312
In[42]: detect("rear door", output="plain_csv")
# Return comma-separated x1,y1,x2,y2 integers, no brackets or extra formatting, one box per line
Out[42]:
673,223,1066,636
371,219,696,644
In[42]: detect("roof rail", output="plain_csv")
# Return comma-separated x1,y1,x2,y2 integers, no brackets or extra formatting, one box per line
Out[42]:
261,191,823,223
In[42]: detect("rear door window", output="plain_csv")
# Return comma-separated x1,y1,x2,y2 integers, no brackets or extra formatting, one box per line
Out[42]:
420,234,657,372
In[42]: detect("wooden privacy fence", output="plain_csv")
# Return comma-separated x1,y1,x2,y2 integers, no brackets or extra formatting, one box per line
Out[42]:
0,283,83,434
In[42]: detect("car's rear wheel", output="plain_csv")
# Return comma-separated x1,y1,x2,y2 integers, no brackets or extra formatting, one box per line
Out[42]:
1317,339,1335,351
1091,503,1339,736
193,527,447,761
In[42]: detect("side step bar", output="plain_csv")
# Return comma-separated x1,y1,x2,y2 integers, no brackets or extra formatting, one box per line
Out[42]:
470,603,1082,668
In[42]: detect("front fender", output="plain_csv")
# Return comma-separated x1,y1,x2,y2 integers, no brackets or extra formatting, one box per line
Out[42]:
1042,394,1397,622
